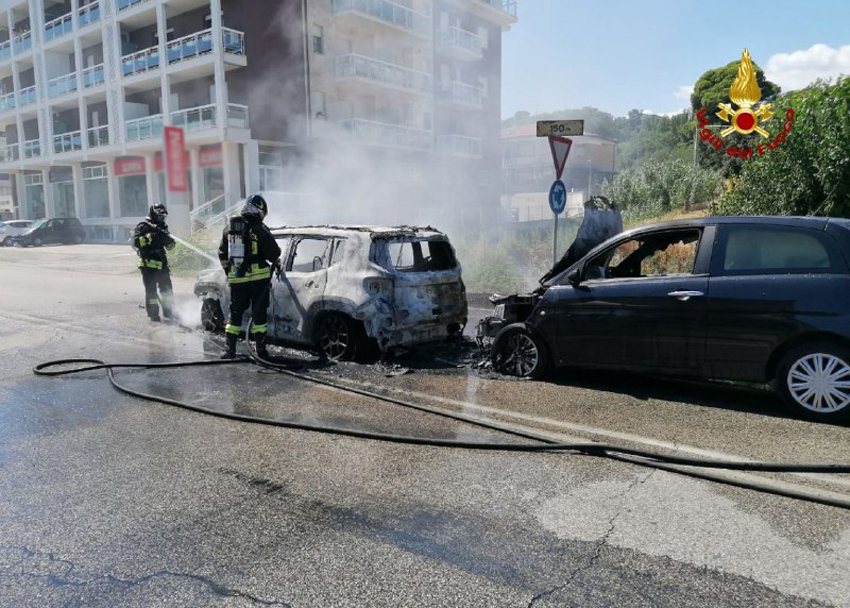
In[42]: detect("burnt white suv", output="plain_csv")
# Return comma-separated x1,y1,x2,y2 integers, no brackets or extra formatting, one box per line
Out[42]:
195,225,468,360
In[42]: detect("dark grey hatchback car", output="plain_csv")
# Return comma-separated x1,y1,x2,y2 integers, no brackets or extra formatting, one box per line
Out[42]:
487,216,850,422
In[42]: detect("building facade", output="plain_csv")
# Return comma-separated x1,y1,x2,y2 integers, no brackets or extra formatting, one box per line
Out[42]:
0,0,516,239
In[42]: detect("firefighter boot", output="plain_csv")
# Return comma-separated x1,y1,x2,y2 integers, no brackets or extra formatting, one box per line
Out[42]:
255,334,269,360
221,333,238,359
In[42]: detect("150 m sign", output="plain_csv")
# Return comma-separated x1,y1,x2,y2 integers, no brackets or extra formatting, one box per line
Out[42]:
536,120,584,137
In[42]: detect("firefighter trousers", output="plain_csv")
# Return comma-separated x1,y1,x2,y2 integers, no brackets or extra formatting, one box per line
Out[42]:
225,279,270,338
140,267,173,320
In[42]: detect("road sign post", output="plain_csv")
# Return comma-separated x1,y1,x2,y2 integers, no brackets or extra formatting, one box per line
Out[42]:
539,123,580,263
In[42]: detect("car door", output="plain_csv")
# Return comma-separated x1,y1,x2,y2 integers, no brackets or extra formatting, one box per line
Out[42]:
549,226,712,373
704,223,850,381
42,219,60,243
271,236,331,344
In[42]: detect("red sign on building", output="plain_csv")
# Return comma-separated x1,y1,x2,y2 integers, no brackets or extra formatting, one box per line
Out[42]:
114,157,146,176
164,126,188,192
198,144,222,168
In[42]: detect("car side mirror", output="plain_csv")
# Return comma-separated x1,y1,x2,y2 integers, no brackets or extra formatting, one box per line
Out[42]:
312,256,324,272
567,268,582,286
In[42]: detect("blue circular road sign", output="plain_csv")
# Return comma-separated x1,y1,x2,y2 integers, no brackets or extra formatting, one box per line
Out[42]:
549,180,567,215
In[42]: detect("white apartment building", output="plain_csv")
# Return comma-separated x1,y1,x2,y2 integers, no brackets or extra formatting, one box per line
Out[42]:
0,0,516,240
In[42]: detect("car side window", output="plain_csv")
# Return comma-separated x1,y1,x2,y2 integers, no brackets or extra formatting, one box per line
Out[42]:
328,238,345,267
288,237,330,272
716,226,842,275
583,229,701,281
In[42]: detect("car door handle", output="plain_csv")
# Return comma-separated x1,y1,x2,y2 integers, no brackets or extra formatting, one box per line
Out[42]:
668,290,704,301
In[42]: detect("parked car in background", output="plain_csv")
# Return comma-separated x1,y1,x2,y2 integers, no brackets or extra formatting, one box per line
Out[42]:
12,217,86,247
481,216,850,422
0,220,35,246
195,225,468,361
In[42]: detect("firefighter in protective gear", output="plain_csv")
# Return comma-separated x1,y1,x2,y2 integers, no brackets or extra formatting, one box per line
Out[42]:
132,203,176,322
218,194,281,359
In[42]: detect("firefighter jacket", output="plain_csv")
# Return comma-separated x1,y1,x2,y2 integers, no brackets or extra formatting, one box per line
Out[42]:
218,219,281,285
133,221,176,270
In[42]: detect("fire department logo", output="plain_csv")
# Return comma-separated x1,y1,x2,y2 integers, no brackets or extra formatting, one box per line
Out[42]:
715,48,774,138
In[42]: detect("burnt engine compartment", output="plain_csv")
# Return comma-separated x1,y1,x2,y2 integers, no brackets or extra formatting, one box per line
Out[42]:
476,290,545,342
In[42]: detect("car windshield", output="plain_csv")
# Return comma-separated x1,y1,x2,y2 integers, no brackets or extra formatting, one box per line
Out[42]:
386,238,457,272
32,219,47,229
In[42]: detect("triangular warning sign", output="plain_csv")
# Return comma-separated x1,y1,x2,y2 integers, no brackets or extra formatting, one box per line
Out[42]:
549,136,573,180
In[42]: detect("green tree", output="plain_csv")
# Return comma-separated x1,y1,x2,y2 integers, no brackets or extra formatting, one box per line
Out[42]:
691,59,780,115
715,76,850,217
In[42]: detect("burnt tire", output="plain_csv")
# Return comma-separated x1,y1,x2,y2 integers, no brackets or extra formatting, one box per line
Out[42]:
491,324,549,379
776,341,850,423
2,237,11,246
201,298,224,332
315,313,359,361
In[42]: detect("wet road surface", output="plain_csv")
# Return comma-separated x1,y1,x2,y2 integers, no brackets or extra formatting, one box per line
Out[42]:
1,245,849,607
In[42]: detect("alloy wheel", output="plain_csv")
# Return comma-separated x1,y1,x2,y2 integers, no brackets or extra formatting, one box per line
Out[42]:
501,333,540,377
318,315,351,360
787,353,850,413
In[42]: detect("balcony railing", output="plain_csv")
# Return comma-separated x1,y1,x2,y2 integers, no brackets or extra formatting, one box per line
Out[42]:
126,114,163,141
339,118,432,151
439,80,483,107
54,130,83,153
222,28,245,54
83,63,105,87
438,134,482,157
44,13,73,42
122,46,159,76
171,104,216,131
0,91,15,112
477,0,517,15
438,26,483,56
167,29,213,64
87,125,109,147
335,54,431,94
48,72,78,98
116,0,150,11
78,1,101,27
332,0,431,38
0,40,10,62
13,32,31,54
18,86,36,106
227,103,249,128
0,143,19,162
23,139,40,159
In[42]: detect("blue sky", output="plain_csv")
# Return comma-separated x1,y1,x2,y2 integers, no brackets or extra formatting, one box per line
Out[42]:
501,0,850,118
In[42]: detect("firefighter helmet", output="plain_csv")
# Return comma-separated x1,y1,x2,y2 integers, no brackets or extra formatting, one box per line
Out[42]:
240,194,268,221
148,203,168,226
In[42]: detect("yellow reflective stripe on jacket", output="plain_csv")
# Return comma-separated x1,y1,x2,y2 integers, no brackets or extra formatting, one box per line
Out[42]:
227,263,271,284
139,258,163,270
250,323,268,334
225,324,241,335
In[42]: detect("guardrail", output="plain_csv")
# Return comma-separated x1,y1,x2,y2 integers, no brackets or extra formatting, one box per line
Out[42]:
48,72,78,98
126,114,163,141
0,142,19,162
23,139,40,159
53,130,83,154
0,40,10,62
438,134,482,157
122,46,159,76
13,32,31,54
18,85,36,106
82,63,105,87
44,13,73,42
116,0,150,11
335,54,432,93
172,104,216,131
167,29,213,64
0,91,15,112
227,103,249,128
339,117,432,151
438,26,483,55
78,1,101,26
332,0,431,38
222,28,245,54
87,125,109,147
439,80,483,107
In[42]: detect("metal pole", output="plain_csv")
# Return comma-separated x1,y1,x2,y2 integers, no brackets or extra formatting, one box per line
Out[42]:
553,212,558,264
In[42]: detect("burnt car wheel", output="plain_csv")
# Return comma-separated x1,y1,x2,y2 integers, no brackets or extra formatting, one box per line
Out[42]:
315,313,358,361
33,237,42,247
201,298,224,332
492,324,549,379
777,342,850,423
2,237,12,246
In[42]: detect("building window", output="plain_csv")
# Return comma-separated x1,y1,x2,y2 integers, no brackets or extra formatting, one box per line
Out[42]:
311,91,326,119
312,25,324,54
119,175,148,218
84,164,109,218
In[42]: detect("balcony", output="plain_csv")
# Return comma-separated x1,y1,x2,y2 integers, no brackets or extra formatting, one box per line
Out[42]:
438,134,482,157
83,63,105,87
54,130,83,153
339,118,432,151
0,40,10,63
167,29,213,64
222,28,245,54
227,103,249,128
13,32,31,55
171,104,215,131
0,143,19,162
335,54,431,95
126,114,163,141
122,47,159,77
23,139,40,159
438,26,484,59
48,72,78,99
44,13,73,42
18,86,36,106
117,0,151,11
332,0,431,38
87,125,109,147
477,0,517,16
438,80,483,108
78,1,101,27
0,91,15,112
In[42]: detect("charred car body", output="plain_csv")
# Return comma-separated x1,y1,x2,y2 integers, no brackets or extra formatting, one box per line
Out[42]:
480,209,850,422
196,225,467,360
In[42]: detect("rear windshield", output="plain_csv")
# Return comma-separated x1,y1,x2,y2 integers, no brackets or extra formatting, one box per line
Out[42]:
386,239,457,272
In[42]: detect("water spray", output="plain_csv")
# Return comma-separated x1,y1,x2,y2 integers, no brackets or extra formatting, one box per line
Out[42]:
171,234,219,266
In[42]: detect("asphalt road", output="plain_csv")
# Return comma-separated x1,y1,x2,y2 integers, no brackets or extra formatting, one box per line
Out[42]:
1,244,849,607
